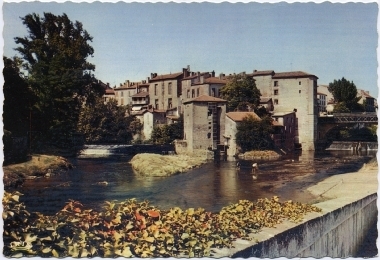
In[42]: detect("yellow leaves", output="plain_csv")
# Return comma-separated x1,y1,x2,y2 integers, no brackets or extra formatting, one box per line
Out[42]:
115,247,133,257
3,191,322,258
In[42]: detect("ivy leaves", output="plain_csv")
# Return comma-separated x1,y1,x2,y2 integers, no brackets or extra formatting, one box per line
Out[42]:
3,192,321,258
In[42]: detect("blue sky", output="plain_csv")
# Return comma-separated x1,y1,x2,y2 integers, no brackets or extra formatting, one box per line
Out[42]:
2,1,378,96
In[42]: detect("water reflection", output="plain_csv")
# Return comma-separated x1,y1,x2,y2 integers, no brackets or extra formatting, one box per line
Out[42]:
13,150,376,215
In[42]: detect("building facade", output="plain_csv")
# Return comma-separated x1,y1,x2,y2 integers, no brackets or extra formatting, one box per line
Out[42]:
183,95,227,153
250,70,318,150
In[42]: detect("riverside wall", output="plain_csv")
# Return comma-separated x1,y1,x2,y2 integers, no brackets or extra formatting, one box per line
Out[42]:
212,167,378,258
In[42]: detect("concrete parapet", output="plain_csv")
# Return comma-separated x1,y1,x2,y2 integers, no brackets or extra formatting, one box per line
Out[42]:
213,193,377,258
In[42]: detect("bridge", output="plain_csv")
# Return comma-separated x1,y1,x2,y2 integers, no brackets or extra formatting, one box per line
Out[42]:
317,112,378,143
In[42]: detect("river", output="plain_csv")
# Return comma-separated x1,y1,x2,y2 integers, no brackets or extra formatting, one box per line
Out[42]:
13,149,376,215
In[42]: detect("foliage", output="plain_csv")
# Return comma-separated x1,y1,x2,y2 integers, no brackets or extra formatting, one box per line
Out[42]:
328,78,363,112
151,117,183,144
14,12,104,146
337,127,377,142
3,191,321,258
3,56,34,136
77,98,142,144
236,115,274,152
220,74,261,112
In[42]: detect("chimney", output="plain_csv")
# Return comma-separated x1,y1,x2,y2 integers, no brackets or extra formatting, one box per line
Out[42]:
107,82,110,88
147,77,150,83
151,73,154,79
254,70,257,72
127,80,130,88
212,70,215,77
183,68,188,78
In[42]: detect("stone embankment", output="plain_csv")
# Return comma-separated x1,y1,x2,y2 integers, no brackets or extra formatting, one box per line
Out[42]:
3,154,72,188
130,153,208,176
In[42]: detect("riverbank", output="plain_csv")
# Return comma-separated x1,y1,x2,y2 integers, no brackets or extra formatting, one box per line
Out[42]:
307,157,378,201
130,153,207,176
3,154,72,188
238,150,282,160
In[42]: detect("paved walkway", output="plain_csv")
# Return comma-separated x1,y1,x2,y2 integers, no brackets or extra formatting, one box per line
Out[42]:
307,162,378,202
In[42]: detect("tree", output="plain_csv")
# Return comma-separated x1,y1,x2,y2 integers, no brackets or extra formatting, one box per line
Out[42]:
14,13,104,146
3,56,34,136
235,115,273,151
220,74,261,112
151,117,184,144
77,98,141,144
328,77,362,112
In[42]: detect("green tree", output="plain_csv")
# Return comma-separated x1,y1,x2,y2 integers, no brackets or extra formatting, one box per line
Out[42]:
77,98,141,143
220,74,261,112
3,56,34,136
235,115,273,151
328,77,363,112
151,118,184,144
14,12,104,146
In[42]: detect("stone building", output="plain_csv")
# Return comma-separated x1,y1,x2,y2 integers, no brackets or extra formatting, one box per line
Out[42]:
224,111,261,156
181,71,227,106
317,92,327,115
357,89,376,112
182,95,227,153
114,80,138,106
142,109,167,140
271,111,296,151
148,67,192,113
249,70,318,150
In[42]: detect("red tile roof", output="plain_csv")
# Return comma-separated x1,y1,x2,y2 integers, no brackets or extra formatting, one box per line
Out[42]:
150,72,183,82
272,71,318,79
226,112,261,122
105,89,115,94
183,95,227,104
203,77,227,84
132,91,149,98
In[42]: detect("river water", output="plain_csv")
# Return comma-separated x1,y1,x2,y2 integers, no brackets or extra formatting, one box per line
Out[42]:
13,149,376,215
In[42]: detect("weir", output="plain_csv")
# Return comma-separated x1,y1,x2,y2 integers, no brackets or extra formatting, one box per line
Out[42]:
78,144,175,157
326,141,378,151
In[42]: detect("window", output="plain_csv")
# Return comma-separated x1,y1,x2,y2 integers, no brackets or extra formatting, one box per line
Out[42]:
162,82,164,94
192,89,195,98
154,84,158,95
168,82,172,95
155,99,159,109
274,81,278,87
274,99,278,105
168,98,172,109
197,88,200,97
274,89,279,95
207,133,211,139
211,88,216,97
121,99,124,105
299,81,301,85
121,92,124,97
187,90,190,98
299,90,301,94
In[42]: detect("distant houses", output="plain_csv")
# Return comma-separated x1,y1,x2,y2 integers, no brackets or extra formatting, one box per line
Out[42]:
100,65,375,154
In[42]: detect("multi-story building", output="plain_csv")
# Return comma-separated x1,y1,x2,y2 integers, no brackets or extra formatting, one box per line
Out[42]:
317,92,327,114
183,95,227,152
114,80,138,106
148,67,191,113
181,71,227,106
249,70,318,150
357,89,376,112
271,111,296,151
